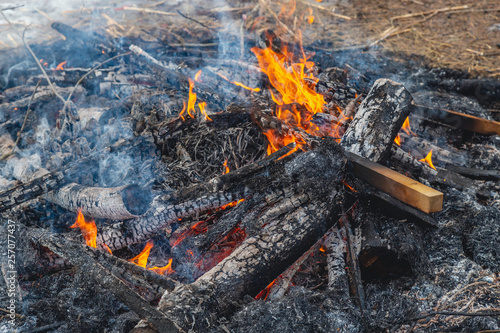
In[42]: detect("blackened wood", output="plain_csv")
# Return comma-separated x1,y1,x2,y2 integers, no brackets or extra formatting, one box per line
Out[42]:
339,214,368,331
97,144,294,251
0,139,131,213
446,165,500,181
45,183,152,219
362,189,438,228
415,105,500,135
154,140,349,330
340,78,413,163
31,230,182,333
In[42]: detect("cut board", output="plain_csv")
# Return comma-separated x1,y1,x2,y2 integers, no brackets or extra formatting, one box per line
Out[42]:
347,153,443,214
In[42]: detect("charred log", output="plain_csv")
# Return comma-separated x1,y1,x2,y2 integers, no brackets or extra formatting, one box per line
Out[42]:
147,140,351,331
340,78,413,163
45,183,152,219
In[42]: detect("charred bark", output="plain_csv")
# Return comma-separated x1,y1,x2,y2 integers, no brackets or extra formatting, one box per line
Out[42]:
340,78,413,163
147,140,351,331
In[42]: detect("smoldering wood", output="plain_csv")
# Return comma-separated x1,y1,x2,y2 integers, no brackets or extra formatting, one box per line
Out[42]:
0,138,132,213
415,104,500,135
96,144,294,251
45,183,152,219
390,145,438,178
340,78,413,163
151,140,349,330
339,214,368,330
398,132,467,166
31,229,182,333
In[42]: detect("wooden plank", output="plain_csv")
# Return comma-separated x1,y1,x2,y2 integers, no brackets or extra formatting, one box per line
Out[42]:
416,105,500,135
347,153,443,213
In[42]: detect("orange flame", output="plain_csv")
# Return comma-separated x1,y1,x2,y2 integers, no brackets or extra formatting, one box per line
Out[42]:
394,134,401,146
307,8,314,24
221,198,245,210
70,209,97,248
419,150,436,170
129,240,175,275
128,240,154,268
55,61,67,70
251,30,344,153
194,69,202,82
401,116,415,136
255,278,277,300
217,73,261,92
198,102,212,121
150,258,175,275
179,70,211,121
223,159,230,174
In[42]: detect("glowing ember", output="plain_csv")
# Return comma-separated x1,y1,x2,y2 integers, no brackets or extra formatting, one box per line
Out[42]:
55,61,67,70
220,198,245,210
223,159,230,174
419,150,436,170
70,209,97,248
319,245,326,252
103,244,113,255
255,278,277,300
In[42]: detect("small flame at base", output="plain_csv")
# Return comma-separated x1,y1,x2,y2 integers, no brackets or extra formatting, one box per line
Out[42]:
419,150,436,170
70,209,97,248
129,240,175,275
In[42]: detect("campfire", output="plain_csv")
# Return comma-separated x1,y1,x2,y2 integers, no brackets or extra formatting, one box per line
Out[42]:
1,1,499,332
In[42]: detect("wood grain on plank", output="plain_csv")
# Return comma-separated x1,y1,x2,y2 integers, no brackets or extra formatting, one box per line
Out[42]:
348,153,443,213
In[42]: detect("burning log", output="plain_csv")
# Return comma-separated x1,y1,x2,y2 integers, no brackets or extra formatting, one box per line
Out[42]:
340,78,413,163
31,229,182,333
45,183,152,219
151,140,350,331
96,144,293,251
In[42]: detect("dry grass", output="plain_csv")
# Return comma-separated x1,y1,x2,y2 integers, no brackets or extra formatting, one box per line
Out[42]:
1,0,499,76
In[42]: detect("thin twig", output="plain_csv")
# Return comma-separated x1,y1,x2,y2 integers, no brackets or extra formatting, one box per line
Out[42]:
121,6,175,16
176,10,216,32
296,0,351,20
1,12,66,105
0,80,41,161
390,5,469,22
1,5,24,11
